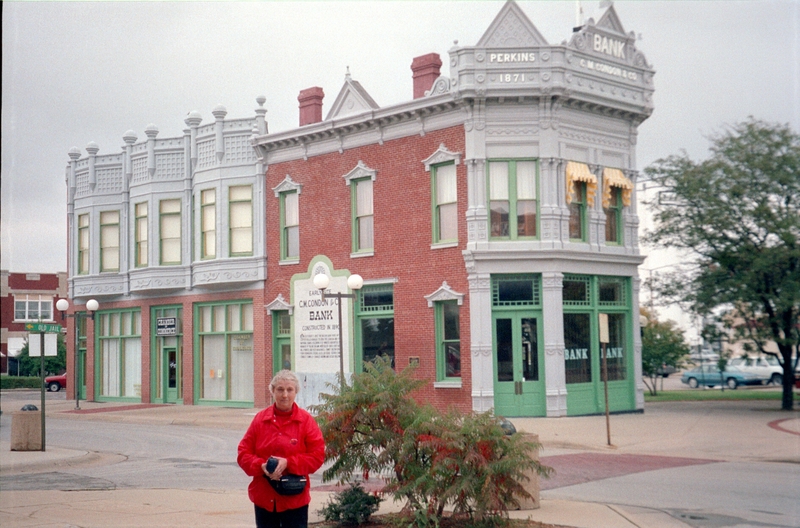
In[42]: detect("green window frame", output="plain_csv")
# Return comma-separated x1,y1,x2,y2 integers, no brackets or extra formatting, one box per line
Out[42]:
562,274,630,385
272,311,292,373
280,191,299,261
78,213,89,275
96,308,142,400
195,300,254,405
150,305,183,402
435,301,461,380
432,162,458,244
488,159,538,239
159,199,182,265
568,181,587,241
200,189,216,259
229,185,253,256
100,210,120,272
604,187,622,244
352,177,374,253
135,202,148,267
356,284,394,371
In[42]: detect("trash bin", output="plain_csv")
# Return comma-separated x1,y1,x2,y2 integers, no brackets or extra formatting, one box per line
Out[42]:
10,408,42,451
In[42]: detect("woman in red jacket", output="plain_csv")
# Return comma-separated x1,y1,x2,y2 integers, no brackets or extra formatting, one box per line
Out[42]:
238,370,325,528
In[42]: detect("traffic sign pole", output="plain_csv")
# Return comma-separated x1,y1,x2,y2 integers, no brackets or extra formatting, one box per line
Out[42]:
39,332,46,452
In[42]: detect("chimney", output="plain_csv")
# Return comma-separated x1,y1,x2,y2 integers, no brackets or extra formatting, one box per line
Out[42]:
411,53,442,99
298,87,324,126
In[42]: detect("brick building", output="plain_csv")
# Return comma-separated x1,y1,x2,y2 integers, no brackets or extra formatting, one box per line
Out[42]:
63,1,654,416
1,270,68,374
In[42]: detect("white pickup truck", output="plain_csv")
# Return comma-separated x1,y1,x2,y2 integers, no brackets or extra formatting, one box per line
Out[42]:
728,355,783,385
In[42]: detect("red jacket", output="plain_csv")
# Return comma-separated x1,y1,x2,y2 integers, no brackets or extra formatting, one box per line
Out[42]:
237,403,325,512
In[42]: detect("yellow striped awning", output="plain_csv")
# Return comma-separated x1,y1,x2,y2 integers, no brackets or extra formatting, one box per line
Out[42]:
602,168,633,208
566,161,597,206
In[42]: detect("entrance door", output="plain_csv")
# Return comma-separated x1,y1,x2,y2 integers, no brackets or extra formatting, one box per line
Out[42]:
493,314,545,417
78,349,87,400
164,347,178,403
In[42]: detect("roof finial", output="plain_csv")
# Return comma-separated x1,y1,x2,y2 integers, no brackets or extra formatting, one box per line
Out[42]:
345,66,351,80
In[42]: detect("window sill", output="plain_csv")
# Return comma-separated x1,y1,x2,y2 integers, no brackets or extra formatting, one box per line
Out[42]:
350,251,374,259
433,380,462,389
279,259,300,266
430,241,458,250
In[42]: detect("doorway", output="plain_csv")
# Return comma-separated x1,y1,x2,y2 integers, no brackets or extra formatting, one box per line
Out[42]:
164,347,178,403
493,313,545,417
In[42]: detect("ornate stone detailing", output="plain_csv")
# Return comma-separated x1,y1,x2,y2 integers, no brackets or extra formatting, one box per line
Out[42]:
427,76,451,96
422,144,461,171
342,160,377,185
424,281,465,307
272,174,302,197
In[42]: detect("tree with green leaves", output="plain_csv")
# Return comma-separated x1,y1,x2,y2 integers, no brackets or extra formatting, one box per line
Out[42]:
643,118,800,410
640,310,690,396
15,334,67,377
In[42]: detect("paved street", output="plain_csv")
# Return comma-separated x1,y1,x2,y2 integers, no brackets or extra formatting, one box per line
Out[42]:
1,387,798,527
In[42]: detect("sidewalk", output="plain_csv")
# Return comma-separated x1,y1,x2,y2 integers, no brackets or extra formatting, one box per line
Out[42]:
2,393,798,527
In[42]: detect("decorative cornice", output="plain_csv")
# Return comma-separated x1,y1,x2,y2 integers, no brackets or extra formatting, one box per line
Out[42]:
265,294,293,315
424,281,465,307
342,160,377,185
272,174,302,197
422,144,462,171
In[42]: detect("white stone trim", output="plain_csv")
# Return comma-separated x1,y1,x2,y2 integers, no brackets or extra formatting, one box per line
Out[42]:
425,281,465,307
342,160,377,185
272,174,302,197
265,294,293,315
422,143,462,171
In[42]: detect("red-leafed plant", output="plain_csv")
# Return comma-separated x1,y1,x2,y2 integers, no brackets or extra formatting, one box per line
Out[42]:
312,357,552,527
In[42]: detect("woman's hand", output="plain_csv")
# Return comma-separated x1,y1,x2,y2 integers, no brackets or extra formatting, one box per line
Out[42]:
261,456,288,480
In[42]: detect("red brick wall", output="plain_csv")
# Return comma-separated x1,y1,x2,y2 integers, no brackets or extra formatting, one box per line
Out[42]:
75,287,266,405
264,125,472,412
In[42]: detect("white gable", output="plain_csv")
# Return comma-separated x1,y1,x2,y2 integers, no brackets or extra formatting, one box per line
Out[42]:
477,0,548,48
325,71,379,121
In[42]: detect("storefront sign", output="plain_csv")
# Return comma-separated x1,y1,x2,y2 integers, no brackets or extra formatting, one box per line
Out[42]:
293,260,353,374
156,317,179,336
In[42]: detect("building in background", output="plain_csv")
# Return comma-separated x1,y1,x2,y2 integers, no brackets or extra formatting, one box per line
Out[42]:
63,1,654,416
1,270,68,374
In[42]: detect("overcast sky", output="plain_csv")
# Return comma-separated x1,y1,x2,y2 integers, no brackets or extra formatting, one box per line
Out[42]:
2,0,798,339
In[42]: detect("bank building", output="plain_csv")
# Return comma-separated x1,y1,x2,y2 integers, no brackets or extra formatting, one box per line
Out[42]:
62,1,654,417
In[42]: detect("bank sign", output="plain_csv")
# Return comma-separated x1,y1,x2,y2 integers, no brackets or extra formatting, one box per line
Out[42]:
292,260,354,374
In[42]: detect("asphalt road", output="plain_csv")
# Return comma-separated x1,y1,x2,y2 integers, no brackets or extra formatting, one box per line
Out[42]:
2,386,798,528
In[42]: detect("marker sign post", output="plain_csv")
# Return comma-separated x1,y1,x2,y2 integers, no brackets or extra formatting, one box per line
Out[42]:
598,313,612,447
25,322,62,452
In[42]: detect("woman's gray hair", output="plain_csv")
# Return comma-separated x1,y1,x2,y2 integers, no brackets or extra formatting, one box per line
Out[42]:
270,370,300,392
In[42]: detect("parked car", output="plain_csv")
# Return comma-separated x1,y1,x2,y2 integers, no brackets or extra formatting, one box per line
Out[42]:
728,355,783,385
680,365,763,389
44,373,67,392
656,364,677,378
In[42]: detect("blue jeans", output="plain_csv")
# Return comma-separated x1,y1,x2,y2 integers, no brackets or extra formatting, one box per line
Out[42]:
254,504,308,528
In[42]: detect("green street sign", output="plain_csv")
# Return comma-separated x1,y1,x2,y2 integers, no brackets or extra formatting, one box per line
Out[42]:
25,323,62,333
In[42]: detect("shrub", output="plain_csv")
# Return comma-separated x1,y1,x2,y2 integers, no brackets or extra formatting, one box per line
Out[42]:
312,357,552,527
318,483,382,526
0,376,42,390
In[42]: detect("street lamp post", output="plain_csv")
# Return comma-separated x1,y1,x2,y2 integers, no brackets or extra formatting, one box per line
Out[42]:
312,273,363,386
56,298,99,410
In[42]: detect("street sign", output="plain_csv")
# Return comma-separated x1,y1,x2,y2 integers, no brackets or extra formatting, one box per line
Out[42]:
25,323,62,333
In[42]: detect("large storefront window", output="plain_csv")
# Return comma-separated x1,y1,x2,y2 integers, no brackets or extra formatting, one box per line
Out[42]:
562,275,630,384
97,309,142,400
196,301,254,405
357,284,394,369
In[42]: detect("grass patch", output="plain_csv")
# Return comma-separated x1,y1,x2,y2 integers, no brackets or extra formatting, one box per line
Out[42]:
645,389,784,402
